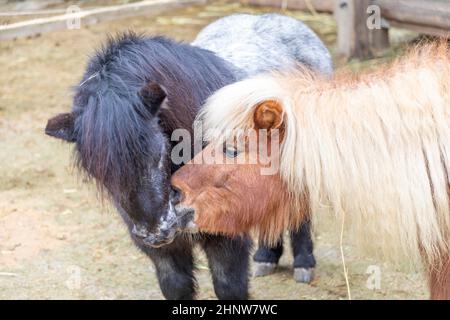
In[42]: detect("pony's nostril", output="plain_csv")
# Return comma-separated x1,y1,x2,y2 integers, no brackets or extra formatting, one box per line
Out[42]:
170,186,183,204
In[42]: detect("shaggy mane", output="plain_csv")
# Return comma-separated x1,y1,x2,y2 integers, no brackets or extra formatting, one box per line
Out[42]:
72,32,236,198
199,42,450,264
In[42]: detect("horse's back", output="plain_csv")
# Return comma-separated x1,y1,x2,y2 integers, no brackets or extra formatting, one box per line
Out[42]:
192,13,332,77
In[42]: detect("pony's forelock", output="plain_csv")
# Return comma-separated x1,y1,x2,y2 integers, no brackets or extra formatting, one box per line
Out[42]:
198,74,289,143
77,91,164,199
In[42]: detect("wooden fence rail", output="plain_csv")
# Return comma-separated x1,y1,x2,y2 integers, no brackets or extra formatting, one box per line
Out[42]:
0,0,206,41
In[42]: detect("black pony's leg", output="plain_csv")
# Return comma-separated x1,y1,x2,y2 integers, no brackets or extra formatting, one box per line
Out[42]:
119,210,196,300
200,234,251,300
290,219,316,283
134,237,196,300
253,239,283,277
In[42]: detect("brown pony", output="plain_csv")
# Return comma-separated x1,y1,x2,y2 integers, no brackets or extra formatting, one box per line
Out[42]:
165,43,450,299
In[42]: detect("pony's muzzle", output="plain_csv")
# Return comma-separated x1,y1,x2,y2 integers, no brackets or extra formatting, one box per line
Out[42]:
175,208,198,233
142,209,197,248
132,224,150,239
143,211,180,248
169,186,198,233
142,196,197,248
170,186,183,205
131,223,173,247
142,227,177,248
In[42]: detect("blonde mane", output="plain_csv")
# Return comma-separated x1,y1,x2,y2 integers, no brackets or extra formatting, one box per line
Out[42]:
198,43,450,264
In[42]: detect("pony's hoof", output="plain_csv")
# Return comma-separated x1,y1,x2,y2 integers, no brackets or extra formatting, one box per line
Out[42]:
253,262,277,277
294,268,314,283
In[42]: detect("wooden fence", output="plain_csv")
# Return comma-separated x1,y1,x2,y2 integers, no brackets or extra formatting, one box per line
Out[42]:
242,0,450,59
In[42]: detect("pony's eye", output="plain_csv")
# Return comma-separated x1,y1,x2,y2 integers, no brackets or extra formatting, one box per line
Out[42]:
223,144,240,158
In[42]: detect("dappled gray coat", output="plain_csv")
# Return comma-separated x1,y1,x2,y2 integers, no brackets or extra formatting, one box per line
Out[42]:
193,13,333,78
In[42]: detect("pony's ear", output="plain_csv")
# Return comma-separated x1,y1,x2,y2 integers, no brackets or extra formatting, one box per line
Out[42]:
253,100,284,130
45,113,76,142
139,81,167,115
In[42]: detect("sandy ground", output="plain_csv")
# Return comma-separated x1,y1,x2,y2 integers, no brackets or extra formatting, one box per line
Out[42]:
0,0,428,299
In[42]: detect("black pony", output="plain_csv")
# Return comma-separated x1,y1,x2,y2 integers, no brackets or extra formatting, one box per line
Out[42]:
46,33,250,299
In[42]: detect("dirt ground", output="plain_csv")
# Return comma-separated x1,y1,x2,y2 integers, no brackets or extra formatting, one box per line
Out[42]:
0,0,428,299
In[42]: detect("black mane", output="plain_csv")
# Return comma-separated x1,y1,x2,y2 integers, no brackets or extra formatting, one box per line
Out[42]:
72,32,236,196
